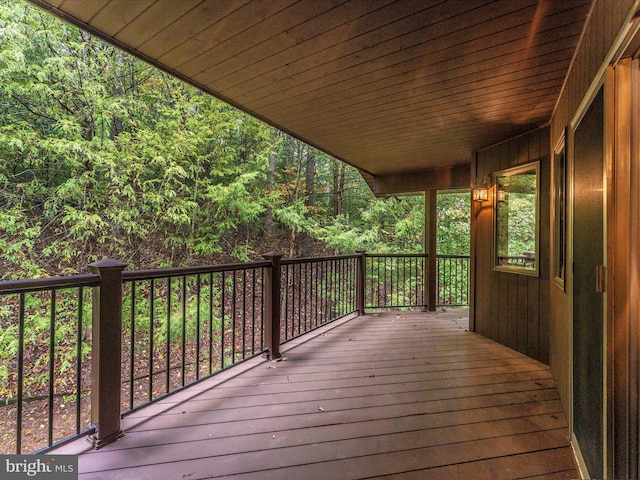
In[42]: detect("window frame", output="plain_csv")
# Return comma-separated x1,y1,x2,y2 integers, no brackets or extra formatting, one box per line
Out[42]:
492,161,540,277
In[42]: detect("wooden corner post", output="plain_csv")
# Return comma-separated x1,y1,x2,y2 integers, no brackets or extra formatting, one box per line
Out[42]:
262,252,283,360
87,258,126,449
355,249,366,315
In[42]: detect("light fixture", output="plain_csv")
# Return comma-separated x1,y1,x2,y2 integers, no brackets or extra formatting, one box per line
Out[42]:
473,175,490,202
497,189,507,202
473,187,488,202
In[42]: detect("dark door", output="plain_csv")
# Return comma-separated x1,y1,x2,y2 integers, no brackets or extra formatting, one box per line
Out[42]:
572,87,604,478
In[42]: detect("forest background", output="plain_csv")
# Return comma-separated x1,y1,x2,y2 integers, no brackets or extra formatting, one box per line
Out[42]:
0,0,470,281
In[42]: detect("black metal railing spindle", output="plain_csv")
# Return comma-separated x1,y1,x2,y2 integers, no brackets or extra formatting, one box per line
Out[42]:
208,273,214,372
129,282,136,410
181,276,187,385
75,287,83,433
16,293,25,455
232,272,237,362
48,291,56,447
196,275,201,379
148,279,155,401
251,269,256,355
220,272,225,370
259,269,263,352
166,277,171,393
242,269,247,359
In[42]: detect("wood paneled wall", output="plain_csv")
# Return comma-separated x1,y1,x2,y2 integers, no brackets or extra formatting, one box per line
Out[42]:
548,1,640,477
552,0,636,143
549,0,637,423
605,56,640,480
471,127,550,364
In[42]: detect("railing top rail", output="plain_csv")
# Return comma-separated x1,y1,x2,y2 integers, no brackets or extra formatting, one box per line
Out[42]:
0,253,369,290
123,261,272,282
0,274,100,294
365,253,427,258
436,254,471,258
281,254,359,265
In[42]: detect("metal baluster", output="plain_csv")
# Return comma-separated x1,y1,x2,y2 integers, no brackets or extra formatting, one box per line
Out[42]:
251,269,256,356
149,279,155,401
76,287,83,433
48,290,56,447
129,282,135,409
231,270,238,365
259,266,264,351
181,276,187,385
208,273,214,373
220,272,225,370
196,275,201,379
17,293,25,454
166,277,171,393
284,265,290,339
242,269,247,359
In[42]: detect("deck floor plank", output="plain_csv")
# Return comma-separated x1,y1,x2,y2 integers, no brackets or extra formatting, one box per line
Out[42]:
49,311,578,479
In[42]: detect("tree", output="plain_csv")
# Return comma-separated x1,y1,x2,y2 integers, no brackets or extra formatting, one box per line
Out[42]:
0,0,278,274
436,192,470,255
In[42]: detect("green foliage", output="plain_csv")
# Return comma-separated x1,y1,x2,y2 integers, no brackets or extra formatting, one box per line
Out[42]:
496,172,537,259
0,0,275,275
504,194,537,256
309,195,426,254
437,192,470,255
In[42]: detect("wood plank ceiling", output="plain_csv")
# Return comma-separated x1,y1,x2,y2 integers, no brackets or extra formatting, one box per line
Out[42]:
28,0,592,188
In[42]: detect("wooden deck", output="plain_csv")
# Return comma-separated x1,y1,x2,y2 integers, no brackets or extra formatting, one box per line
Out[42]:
51,310,578,479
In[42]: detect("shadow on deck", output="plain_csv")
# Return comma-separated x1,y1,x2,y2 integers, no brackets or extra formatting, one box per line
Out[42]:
51,310,578,479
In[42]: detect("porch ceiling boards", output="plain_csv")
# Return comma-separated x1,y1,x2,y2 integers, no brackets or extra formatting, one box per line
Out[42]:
28,0,592,190
52,311,578,479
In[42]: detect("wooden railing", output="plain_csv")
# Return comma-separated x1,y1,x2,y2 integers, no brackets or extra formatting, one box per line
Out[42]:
0,251,468,454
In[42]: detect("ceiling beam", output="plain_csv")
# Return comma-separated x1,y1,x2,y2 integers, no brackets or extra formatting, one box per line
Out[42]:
373,164,471,196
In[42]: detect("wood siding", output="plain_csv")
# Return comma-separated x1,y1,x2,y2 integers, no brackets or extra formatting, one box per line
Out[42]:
472,127,550,365
605,56,640,480
548,1,639,477
549,0,636,429
551,0,636,143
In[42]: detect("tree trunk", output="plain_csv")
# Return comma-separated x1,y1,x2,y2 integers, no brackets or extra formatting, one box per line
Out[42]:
288,141,304,258
300,151,316,257
332,159,345,217
264,149,277,239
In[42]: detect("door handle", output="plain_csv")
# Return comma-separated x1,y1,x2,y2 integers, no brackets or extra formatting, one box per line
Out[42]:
596,265,607,293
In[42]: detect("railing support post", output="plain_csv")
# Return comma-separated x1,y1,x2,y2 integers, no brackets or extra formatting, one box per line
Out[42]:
355,249,366,315
262,252,283,360
87,258,126,449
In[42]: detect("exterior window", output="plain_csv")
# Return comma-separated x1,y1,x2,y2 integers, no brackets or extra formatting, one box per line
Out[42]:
553,135,566,289
493,161,539,276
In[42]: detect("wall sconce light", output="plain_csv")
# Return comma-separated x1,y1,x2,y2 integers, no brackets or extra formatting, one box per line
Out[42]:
473,175,490,202
497,189,507,202
473,187,488,202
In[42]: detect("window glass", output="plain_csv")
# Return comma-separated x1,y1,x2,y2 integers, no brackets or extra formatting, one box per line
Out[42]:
493,162,539,275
